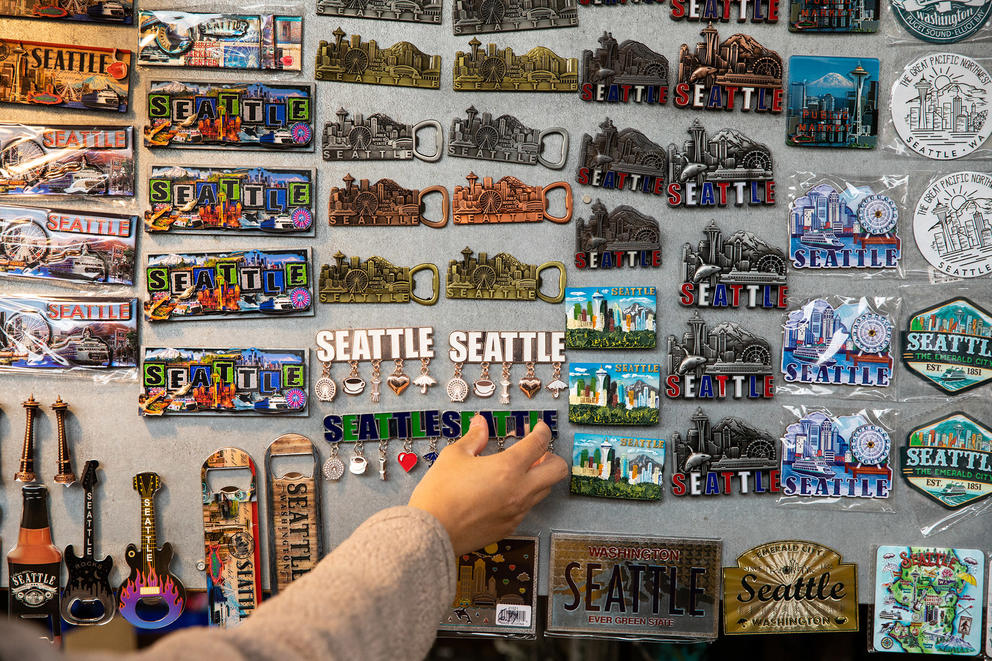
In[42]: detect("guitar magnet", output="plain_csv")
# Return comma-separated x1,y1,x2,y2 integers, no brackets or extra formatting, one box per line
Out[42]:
445,248,565,303
315,30,441,89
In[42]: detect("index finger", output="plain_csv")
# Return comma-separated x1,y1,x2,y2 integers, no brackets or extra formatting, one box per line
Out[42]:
502,421,551,468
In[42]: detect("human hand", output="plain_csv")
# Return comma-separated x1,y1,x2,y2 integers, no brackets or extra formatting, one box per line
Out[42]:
408,414,568,556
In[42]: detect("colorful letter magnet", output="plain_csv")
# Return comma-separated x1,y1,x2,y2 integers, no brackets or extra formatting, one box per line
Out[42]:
912,171,992,280
0,204,135,285
139,347,308,416
680,221,788,309
144,248,313,322
890,0,991,43
571,433,665,500
565,286,656,349
0,295,137,371
315,29,441,90
873,546,984,654
670,409,780,497
579,32,669,105
452,173,572,224
790,182,901,270
1,0,133,23
145,166,315,235
328,176,448,228
781,298,894,388
0,40,130,112
319,253,439,305
449,107,568,169
446,247,565,303
671,0,779,20
145,81,314,151
453,40,578,92
786,56,880,149
137,11,302,71
673,28,783,113
323,109,441,162
317,0,441,23
0,124,134,197
901,412,992,508
901,298,992,395
568,362,660,425
574,200,661,270
790,0,878,31
666,312,775,400
453,0,577,33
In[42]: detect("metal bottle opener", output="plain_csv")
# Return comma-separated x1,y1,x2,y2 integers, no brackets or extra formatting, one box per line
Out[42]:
328,176,449,228
448,106,568,169
452,173,572,224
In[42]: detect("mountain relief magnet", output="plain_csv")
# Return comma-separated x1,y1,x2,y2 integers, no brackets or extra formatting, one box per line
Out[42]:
328,176,448,228
323,109,441,162
574,200,661,270
448,107,568,169
579,32,669,106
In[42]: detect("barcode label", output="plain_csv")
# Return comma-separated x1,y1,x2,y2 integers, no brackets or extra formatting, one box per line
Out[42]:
495,604,531,627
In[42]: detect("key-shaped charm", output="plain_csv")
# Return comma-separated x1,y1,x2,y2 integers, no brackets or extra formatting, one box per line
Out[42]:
370,359,382,403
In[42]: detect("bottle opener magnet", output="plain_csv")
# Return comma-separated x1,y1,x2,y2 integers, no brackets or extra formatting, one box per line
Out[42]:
8,484,62,642
449,106,568,169
317,0,441,23
328,176,449,228
453,40,578,92
452,173,572,224
453,0,577,34
323,109,442,162
316,29,442,89
786,56,880,149
445,247,565,303
568,362,660,425
580,33,669,106
574,200,662,271
319,253,440,305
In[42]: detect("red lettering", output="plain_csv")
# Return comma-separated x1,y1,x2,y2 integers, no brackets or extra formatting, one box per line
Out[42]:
580,83,593,101
670,0,686,17
679,282,694,305
673,83,691,108
667,183,682,206
671,473,686,496
576,167,589,185
665,374,681,397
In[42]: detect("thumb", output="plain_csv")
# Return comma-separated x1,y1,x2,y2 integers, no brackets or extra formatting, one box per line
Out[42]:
451,414,490,456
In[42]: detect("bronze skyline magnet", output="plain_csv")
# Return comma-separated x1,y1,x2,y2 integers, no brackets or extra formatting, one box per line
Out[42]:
452,0,577,34
453,39,578,92
315,28,442,90
452,173,572,225
328,175,449,228
319,252,440,305
580,32,669,105
574,199,662,270
449,106,568,169
317,0,441,23
446,247,565,303
323,108,442,162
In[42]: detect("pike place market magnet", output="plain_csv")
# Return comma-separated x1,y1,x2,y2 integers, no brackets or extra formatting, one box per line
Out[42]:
901,412,992,509
579,33,669,106
145,81,314,151
144,248,313,322
670,409,780,497
786,56,880,149
723,541,858,635
137,11,302,71
0,0,133,23
145,166,314,235
0,124,134,197
328,176,448,228
453,0,577,33
317,0,441,22
890,0,991,43
873,546,984,655
781,298,894,388
323,109,442,162
673,27,783,113
780,410,892,499
665,312,775,400
568,363,660,426
574,200,661,270
565,286,657,350
0,40,130,112
901,298,992,395
139,347,307,416
452,40,578,92
789,182,901,270
890,54,991,161
547,532,721,642
680,221,788,309
452,173,572,224
315,30,442,90
571,434,665,500
789,0,878,30
0,204,135,285
672,0,779,21
913,171,992,280
448,107,568,169
319,253,439,305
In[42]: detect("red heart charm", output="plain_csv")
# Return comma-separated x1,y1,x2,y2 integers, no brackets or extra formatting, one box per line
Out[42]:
397,452,418,472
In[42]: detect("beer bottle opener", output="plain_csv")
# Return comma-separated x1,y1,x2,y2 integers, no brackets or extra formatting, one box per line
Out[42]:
452,173,572,224
319,253,439,305
8,484,62,642
453,40,578,92
316,29,442,89
323,109,442,162
446,247,565,303
452,0,577,33
201,448,262,627
328,176,449,228
580,33,669,106
448,106,569,169
317,0,441,22
574,200,662,271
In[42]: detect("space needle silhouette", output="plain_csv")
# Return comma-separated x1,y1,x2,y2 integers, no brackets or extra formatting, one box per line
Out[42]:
849,61,870,140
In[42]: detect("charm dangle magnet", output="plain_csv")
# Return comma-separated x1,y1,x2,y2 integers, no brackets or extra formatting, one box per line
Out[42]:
315,30,442,90
323,109,442,162
447,363,469,402
370,359,382,403
452,173,572,224
319,252,440,305
452,0,577,34
343,360,366,396
388,359,411,395
546,362,567,399
317,0,441,22
423,437,439,466
414,358,437,394
448,107,569,169
518,362,542,399
499,361,513,404
322,442,345,481
315,362,337,402
350,441,368,475
378,440,388,480
446,247,566,303
580,33,669,106
329,176,448,228
786,56,880,149
574,200,662,271
397,438,418,472
474,362,496,398
496,434,508,452
453,40,578,92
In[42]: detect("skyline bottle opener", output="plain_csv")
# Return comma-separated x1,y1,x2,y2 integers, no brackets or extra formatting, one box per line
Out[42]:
445,247,566,303
328,175,449,228
452,173,572,224
323,108,442,162
448,106,568,169
318,252,440,305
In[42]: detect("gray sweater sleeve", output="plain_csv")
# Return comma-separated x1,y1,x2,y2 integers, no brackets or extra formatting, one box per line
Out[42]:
0,506,456,661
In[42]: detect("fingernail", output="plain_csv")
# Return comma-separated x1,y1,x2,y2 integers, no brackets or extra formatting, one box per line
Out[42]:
470,414,485,428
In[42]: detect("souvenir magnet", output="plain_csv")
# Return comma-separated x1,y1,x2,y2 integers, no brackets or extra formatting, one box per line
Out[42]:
453,40,578,92
146,165,314,235
568,362,660,425
580,33,668,105
574,200,661,270
0,296,137,372
319,253,439,305
546,362,566,398
51,396,75,485
315,29,441,90
673,27,783,113
315,362,337,402
317,0,441,22
61,460,116,626
369,359,382,403
315,327,435,364
7,484,61,642
789,182,901,270
323,444,345,480
137,11,302,71
873,546,984,654
474,362,496,398
423,437,439,465
344,361,365,395
145,81,313,151
723,541,857,634
447,363,469,402
323,409,560,445
139,347,307,416
901,412,992,508
912,171,992,279
452,173,572,224
328,176,448,228
446,247,565,303
0,0,133,23
670,409,779,497
398,439,418,472
781,410,892,499
547,532,721,641
666,312,775,400
415,358,437,394
901,298,992,395
0,204,134,285
790,0,878,31
265,434,323,592
781,298,894,388
453,0,577,33
349,442,368,475
890,0,991,43
891,54,991,161
450,107,568,169
323,109,441,162
144,248,313,322
786,56,880,149
0,40,130,112
673,0,778,20
565,286,656,349
0,123,134,197
118,473,186,630
571,433,665,500
15,394,39,482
